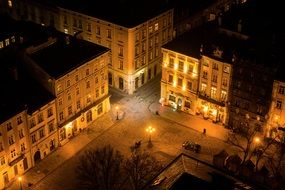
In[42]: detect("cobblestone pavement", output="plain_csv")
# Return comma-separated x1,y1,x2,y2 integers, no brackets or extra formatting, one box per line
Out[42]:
6,76,238,190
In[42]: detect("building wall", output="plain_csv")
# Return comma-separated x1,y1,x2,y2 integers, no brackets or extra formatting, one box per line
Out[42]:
161,48,199,115
0,111,32,189
28,100,58,166
9,0,173,94
53,52,110,145
266,80,285,140
197,55,231,124
228,58,274,132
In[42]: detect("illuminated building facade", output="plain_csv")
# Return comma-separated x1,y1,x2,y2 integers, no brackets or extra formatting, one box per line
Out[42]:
24,36,110,145
266,79,285,140
161,35,200,115
161,26,232,125
6,0,174,94
0,110,31,189
197,54,232,124
28,100,58,166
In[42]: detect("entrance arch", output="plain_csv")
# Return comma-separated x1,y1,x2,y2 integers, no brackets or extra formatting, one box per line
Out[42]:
177,98,182,110
34,150,41,163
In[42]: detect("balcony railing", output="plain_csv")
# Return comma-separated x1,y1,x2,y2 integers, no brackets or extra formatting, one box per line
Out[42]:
198,92,225,107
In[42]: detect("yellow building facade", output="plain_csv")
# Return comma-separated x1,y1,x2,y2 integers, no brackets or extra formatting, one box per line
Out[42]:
0,111,31,189
161,36,232,125
54,53,110,145
161,49,200,115
8,0,174,94
28,100,58,166
197,55,231,124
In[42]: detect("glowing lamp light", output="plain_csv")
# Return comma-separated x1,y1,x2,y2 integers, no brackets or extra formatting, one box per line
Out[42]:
203,106,208,113
254,137,260,143
182,85,186,91
174,63,178,70
274,115,280,122
164,63,167,67
212,109,217,116
66,122,72,129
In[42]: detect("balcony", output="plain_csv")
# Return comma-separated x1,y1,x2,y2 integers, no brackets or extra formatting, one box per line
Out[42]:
198,92,225,107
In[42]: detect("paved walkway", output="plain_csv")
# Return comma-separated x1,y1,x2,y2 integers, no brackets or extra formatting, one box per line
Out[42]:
6,100,230,190
149,102,229,141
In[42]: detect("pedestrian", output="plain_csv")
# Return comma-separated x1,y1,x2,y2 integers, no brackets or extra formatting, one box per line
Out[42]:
203,128,206,135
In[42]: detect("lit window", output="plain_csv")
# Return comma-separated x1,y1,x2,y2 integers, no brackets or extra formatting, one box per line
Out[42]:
149,26,153,33
8,0,12,8
155,23,159,31
211,87,217,99
57,85,62,92
5,39,9,46
201,83,207,92
221,90,227,101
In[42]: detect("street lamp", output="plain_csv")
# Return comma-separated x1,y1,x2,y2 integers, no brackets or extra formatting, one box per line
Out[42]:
116,106,119,120
146,126,155,143
18,177,22,190
254,137,260,144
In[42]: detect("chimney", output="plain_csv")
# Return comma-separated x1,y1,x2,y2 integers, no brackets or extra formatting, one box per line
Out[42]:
237,19,242,33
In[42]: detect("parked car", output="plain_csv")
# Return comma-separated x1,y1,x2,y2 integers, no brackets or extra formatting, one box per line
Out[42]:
182,140,201,153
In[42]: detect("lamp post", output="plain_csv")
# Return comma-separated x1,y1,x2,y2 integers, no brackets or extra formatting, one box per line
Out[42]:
18,177,22,190
146,126,155,143
116,106,119,120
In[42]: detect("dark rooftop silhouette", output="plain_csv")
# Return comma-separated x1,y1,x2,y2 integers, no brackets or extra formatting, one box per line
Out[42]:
31,0,173,27
0,49,55,123
29,37,109,79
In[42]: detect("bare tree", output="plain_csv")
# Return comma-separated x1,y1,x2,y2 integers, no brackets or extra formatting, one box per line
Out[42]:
76,145,125,190
124,150,162,190
227,125,259,165
265,136,285,189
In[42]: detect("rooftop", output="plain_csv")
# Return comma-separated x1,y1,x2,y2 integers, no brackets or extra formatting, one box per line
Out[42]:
32,0,173,28
0,50,55,123
162,23,246,63
162,26,206,59
29,36,109,79
145,153,260,190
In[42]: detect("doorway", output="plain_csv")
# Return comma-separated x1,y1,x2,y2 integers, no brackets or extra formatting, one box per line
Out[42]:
34,150,41,163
